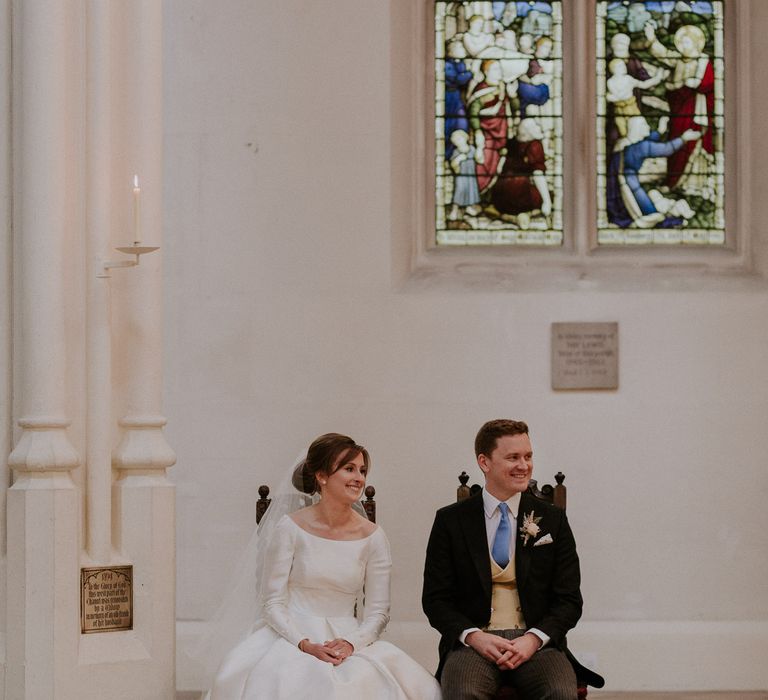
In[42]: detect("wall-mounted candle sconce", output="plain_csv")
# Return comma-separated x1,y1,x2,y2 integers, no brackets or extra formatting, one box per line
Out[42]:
99,243,159,277
98,175,159,277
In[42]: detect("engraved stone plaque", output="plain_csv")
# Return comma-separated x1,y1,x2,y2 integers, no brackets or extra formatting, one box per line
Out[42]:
551,322,618,390
81,566,133,633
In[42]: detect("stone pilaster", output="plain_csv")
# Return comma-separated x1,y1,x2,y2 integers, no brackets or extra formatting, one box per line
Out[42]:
6,0,82,694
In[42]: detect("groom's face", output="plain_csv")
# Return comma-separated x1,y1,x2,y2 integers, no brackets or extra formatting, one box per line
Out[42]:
478,432,533,500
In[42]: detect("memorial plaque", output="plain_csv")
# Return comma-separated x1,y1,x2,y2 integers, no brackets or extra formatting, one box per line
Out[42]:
81,566,133,633
551,322,618,390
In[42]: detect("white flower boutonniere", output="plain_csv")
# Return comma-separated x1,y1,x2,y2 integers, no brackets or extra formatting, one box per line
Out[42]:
519,511,543,546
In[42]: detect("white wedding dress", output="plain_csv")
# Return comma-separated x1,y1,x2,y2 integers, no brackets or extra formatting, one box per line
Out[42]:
208,515,441,699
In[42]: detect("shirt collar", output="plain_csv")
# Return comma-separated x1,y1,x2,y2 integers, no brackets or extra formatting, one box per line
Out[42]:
482,488,522,520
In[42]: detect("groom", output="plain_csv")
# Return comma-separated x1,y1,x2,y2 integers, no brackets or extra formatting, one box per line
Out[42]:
422,419,603,699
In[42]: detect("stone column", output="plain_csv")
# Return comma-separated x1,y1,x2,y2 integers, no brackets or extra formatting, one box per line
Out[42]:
6,0,81,696
110,1,177,696
85,0,114,566
6,1,176,696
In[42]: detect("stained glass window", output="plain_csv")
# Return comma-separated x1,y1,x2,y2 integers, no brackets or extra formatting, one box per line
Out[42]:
435,1,563,246
596,1,725,245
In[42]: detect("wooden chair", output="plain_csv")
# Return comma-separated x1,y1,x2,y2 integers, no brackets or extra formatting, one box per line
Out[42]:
456,471,589,700
256,484,377,524
457,470,567,509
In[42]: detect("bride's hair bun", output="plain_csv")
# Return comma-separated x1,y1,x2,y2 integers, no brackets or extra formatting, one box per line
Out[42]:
292,458,316,495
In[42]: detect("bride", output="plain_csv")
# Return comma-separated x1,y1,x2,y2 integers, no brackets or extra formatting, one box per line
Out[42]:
203,433,442,699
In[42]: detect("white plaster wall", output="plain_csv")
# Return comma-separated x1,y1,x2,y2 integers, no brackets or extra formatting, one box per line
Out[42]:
165,0,768,692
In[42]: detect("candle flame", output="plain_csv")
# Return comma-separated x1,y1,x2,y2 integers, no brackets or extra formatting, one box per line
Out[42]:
133,175,140,189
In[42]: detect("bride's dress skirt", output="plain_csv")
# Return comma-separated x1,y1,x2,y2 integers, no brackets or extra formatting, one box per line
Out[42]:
212,620,440,699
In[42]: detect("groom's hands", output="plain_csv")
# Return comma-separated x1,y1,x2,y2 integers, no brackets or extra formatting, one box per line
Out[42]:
465,630,541,670
495,633,541,670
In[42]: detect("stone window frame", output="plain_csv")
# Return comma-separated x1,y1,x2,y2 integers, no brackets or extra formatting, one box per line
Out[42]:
391,0,762,291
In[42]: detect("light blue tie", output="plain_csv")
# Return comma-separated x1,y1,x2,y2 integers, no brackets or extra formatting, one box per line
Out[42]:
492,502,511,568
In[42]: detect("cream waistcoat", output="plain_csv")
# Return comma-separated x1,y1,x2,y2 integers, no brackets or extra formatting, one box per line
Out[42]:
488,558,525,631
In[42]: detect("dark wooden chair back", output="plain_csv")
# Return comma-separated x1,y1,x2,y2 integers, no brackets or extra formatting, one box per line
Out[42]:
256,485,377,524
457,470,568,510
456,471,587,700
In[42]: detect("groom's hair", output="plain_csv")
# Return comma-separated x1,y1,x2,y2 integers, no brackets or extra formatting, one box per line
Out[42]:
474,419,529,457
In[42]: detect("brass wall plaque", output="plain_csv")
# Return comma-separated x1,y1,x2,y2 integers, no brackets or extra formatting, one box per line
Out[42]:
81,566,133,633
551,322,619,390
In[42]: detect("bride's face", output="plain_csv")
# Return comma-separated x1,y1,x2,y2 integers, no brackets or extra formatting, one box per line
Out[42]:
322,451,368,505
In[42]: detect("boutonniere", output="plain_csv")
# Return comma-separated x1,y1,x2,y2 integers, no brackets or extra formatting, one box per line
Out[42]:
519,511,543,546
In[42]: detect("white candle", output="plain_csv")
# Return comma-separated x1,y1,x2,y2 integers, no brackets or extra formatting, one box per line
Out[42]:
132,174,141,245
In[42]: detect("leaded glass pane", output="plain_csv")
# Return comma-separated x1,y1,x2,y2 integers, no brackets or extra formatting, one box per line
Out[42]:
435,1,563,246
596,1,725,245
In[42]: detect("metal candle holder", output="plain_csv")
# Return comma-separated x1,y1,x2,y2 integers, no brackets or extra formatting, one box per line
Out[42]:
99,243,159,277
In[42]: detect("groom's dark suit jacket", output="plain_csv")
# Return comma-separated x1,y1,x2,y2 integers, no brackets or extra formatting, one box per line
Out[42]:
422,490,603,687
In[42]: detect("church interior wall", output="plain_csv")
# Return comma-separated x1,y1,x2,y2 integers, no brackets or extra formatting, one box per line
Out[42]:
0,0,761,694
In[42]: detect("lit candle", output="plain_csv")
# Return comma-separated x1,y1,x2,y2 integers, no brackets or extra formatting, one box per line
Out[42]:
132,175,141,245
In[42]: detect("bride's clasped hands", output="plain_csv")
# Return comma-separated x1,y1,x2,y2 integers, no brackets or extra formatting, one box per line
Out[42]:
298,637,353,665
